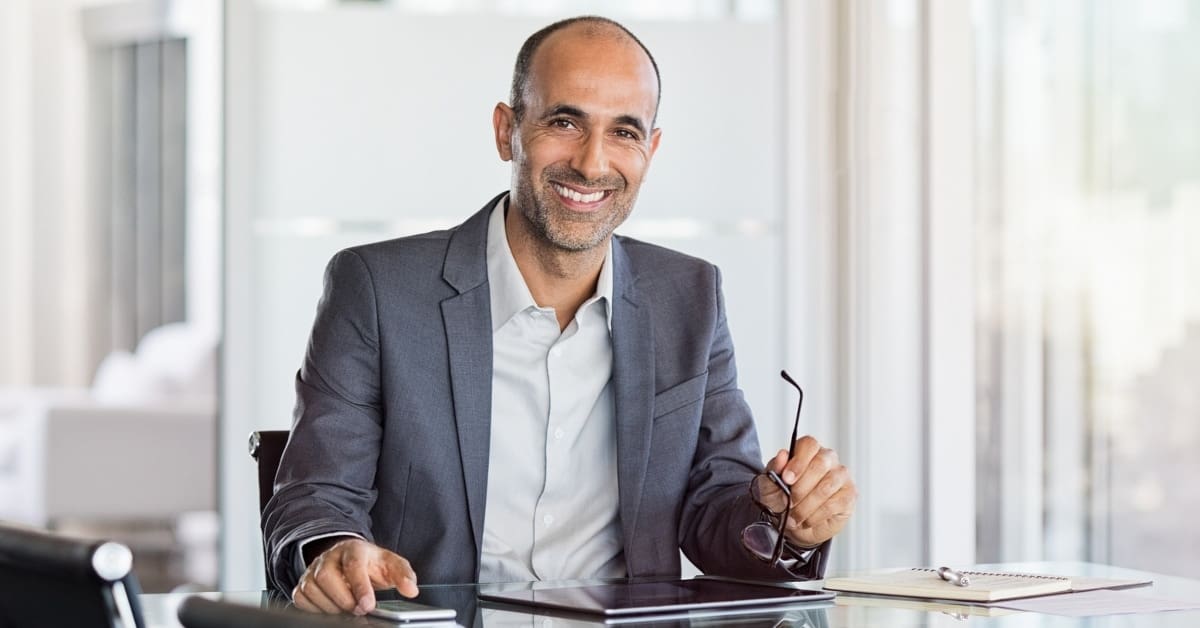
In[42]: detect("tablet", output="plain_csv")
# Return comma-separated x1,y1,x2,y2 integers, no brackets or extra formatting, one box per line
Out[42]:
478,579,834,617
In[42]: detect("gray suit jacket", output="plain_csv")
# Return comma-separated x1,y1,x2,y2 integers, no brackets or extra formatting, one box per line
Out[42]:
263,194,828,592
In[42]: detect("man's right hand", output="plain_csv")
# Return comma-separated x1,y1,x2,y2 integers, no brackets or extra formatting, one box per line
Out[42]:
292,538,419,615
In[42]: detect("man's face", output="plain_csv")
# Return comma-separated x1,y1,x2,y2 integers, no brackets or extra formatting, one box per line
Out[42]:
494,28,662,253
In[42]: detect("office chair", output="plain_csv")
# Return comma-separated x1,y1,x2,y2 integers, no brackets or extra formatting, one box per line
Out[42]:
248,429,289,587
178,596,350,628
0,522,146,628
248,430,290,517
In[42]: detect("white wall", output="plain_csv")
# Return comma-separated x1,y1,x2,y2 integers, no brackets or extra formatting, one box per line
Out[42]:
0,0,91,387
0,0,222,385
0,0,35,386
222,7,787,589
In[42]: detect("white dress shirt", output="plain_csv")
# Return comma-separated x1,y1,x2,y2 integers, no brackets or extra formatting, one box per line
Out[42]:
479,197,625,582
298,197,626,583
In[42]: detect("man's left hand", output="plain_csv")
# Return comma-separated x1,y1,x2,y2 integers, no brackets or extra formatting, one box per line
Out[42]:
762,435,857,548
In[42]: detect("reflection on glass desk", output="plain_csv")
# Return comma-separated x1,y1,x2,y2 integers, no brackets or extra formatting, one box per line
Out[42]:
139,563,1200,628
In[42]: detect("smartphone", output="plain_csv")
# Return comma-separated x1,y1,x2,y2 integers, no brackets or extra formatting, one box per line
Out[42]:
366,599,457,623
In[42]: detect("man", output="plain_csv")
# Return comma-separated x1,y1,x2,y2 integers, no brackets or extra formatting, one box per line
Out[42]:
263,16,856,616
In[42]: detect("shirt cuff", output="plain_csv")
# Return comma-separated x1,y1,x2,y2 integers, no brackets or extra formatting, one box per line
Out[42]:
294,531,366,575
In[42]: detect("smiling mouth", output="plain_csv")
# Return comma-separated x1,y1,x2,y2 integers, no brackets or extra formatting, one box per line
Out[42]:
552,182,612,204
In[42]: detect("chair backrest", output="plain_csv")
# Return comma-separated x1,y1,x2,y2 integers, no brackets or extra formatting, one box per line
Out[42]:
248,430,289,588
247,430,290,517
0,522,146,628
177,596,346,628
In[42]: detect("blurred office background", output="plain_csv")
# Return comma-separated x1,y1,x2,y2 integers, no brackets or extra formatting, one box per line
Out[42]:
0,0,1196,592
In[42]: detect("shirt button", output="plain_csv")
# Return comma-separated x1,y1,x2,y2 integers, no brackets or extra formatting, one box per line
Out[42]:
543,514,555,526
554,428,564,440
549,347,562,358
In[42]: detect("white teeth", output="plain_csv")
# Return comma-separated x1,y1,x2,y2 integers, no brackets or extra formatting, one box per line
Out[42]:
554,183,605,204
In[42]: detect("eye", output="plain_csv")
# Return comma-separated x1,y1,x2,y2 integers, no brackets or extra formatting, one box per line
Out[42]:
549,118,576,130
614,128,641,141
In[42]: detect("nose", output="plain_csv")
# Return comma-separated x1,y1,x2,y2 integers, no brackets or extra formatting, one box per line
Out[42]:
569,131,609,182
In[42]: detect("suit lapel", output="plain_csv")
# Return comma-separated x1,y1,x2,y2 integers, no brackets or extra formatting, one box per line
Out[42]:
440,207,658,574
440,197,500,569
609,237,656,571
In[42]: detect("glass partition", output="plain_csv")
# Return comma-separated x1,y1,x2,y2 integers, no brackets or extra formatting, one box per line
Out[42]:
973,0,1200,575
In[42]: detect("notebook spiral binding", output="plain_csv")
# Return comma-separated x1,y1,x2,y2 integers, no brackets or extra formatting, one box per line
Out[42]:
911,568,1070,581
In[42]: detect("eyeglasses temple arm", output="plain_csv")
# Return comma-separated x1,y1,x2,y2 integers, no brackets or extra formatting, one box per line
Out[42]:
780,370,804,459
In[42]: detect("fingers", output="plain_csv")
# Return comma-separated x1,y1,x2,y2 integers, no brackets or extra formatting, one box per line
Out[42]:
790,468,855,526
292,539,419,616
779,436,823,486
339,542,379,614
770,435,857,545
802,484,857,529
293,574,343,614
314,551,362,611
751,449,789,512
293,543,360,615
787,442,839,507
375,553,420,598
785,484,857,547
766,449,788,474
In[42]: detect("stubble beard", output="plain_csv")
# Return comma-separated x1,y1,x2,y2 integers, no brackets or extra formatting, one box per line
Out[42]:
515,162,636,253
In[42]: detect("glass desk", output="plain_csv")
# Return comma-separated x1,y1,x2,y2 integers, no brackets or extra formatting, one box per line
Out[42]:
140,562,1200,627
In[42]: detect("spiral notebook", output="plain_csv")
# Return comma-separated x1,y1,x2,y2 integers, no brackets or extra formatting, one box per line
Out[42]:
823,568,1075,603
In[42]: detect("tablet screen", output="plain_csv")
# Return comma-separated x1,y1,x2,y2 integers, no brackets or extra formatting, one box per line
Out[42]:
479,579,834,617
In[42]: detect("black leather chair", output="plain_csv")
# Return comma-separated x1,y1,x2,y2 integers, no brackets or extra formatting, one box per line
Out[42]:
248,430,290,586
178,596,347,628
248,430,290,517
0,522,146,628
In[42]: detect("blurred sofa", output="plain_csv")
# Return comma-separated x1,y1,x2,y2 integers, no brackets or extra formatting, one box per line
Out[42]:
0,323,217,589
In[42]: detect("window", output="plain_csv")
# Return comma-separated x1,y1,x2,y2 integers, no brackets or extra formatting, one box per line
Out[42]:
974,0,1200,575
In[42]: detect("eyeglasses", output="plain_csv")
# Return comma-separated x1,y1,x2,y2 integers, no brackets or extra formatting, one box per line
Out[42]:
740,370,804,568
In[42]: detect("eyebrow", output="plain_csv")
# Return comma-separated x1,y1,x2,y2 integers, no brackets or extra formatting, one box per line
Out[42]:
614,114,648,137
542,104,648,138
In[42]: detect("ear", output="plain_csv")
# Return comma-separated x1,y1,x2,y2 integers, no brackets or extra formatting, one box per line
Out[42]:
647,127,663,162
493,102,516,162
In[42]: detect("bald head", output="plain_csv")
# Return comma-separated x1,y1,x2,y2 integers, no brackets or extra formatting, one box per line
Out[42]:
509,16,662,124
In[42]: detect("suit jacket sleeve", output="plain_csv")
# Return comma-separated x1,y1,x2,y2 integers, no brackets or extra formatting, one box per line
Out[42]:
676,267,830,580
261,249,385,593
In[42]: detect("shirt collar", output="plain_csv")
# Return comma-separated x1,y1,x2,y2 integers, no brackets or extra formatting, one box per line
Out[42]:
486,194,614,332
